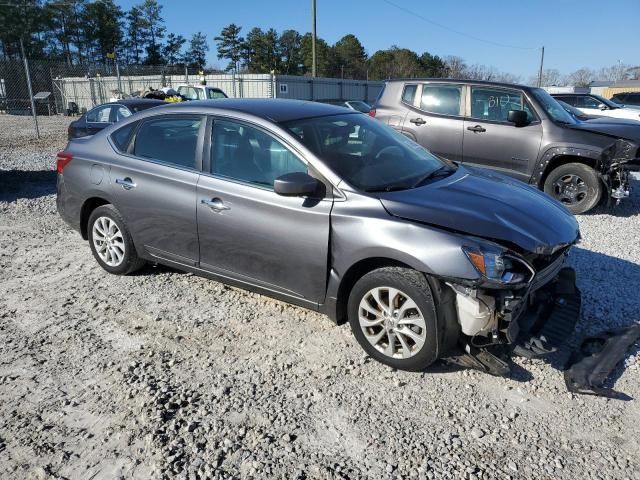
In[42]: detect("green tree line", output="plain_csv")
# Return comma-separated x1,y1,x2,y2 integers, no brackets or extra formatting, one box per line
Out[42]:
0,1,447,79
0,0,209,68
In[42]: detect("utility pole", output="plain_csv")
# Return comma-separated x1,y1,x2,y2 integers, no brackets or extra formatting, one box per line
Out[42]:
20,37,40,139
311,0,317,77
537,46,545,88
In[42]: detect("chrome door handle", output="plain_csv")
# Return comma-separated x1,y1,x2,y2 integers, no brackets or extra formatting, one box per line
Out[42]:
201,198,230,212
115,177,136,190
410,117,426,125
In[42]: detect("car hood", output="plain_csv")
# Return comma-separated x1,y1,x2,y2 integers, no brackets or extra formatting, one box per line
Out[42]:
570,120,640,143
376,166,580,255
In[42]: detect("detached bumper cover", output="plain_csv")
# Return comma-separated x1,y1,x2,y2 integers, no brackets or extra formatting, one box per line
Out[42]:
564,324,640,400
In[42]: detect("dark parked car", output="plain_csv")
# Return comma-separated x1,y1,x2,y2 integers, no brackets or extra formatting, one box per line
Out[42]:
372,79,639,213
610,92,640,108
67,99,166,140
57,99,582,374
319,99,372,113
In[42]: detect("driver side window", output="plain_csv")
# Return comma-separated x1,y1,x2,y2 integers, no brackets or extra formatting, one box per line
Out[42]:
470,87,535,123
211,119,307,188
577,96,601,109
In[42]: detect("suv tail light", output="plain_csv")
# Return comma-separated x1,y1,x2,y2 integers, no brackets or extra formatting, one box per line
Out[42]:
56,151,73,173
368,108,376,118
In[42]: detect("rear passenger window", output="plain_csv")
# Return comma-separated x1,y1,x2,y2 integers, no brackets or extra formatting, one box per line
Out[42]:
87,105,112,123
133,117,201,169
402,85,417,104
111,121,138,152
420,85,462,116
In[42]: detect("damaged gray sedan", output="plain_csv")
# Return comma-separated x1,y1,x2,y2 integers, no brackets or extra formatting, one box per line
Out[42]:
57,99,583,373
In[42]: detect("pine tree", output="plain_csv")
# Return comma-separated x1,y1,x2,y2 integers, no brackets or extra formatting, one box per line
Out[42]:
185,32,208,69
214,23,244,73
163,33,185,65
139,0,165,64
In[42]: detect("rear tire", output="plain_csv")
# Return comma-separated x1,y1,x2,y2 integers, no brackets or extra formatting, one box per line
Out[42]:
543,163,602,214
87,205,145,275
347,267,440,371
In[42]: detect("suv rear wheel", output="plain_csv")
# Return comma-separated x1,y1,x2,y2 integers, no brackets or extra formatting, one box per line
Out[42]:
543,163,602,214
347,267,440,371
88,205,145,275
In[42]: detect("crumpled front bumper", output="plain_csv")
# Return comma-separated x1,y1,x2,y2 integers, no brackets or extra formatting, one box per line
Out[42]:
600,138,640,205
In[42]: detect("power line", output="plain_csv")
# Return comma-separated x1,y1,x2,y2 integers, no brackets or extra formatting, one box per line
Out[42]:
382,0,536,51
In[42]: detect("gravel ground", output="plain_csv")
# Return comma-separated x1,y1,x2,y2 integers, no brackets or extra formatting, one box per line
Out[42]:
1,114,639,480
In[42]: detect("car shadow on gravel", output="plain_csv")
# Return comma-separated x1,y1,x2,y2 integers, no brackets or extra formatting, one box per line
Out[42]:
0,169,56,202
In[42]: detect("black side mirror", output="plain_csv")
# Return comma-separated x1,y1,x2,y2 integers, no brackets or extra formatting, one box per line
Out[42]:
507,109,529,127
274,172,320,197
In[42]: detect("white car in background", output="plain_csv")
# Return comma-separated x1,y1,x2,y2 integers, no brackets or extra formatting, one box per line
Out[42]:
551,93,640,122
177,84,228,101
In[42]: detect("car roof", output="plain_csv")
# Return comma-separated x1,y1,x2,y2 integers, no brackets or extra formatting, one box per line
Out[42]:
385,78,534,91
115,98,167,106
550,93,593,97
148,98,355,122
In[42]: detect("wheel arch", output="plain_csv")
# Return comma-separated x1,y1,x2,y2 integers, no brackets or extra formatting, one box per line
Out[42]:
80,197,111,239
531,146,602,189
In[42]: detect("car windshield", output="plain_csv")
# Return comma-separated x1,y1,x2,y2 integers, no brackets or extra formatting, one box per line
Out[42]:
282,113,453,192
591,94,621,109
207,89,227,99
531,88,578,125
347,101,372,113
557,100,590,120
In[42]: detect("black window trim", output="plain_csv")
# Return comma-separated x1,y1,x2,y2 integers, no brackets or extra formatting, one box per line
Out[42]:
114,113,206,173
202,114,335,199
468,84,541,126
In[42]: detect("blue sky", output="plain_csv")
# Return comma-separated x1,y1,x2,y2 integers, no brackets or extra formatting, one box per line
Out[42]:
119,0,639,76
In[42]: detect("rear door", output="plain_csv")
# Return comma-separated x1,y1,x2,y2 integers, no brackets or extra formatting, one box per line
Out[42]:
462,85,542,181
108,115,203,265
197,117,332,305
401,83,464,161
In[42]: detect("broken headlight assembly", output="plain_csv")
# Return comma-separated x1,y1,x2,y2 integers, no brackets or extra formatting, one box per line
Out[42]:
462,245,535,287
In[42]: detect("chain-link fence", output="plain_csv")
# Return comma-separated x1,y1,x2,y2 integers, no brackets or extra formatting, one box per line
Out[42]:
0,58,384,138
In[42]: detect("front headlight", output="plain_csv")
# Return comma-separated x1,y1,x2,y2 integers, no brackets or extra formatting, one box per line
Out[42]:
462,245,534,285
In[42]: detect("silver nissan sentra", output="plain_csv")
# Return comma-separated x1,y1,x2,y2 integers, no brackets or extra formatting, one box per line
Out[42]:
56,99,581,374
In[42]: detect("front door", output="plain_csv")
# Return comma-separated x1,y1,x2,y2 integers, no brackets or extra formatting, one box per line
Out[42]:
401,83,465,161
197,117,332,305
462,86,543,181
109,115,204,264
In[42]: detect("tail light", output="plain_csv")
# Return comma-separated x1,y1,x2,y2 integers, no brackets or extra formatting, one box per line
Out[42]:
368,108,376,118
56,151,73,174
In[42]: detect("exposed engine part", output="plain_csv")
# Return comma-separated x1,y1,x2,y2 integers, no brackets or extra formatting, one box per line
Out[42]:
564,324,640,400
447,284,497,336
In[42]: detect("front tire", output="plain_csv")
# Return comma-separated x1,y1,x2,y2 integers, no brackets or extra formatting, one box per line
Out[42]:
543,163,602,214
347,267,440,371
88,205,145,275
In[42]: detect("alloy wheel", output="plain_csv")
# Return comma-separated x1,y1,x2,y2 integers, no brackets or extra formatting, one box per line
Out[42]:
553,174,588,205
358,286,426,359
92,216,125,267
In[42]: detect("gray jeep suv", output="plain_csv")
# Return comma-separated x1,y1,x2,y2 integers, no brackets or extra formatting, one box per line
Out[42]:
372,79,639,213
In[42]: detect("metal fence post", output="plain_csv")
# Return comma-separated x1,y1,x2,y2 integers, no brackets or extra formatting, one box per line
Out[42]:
116,62,122,93
20,38,40,138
